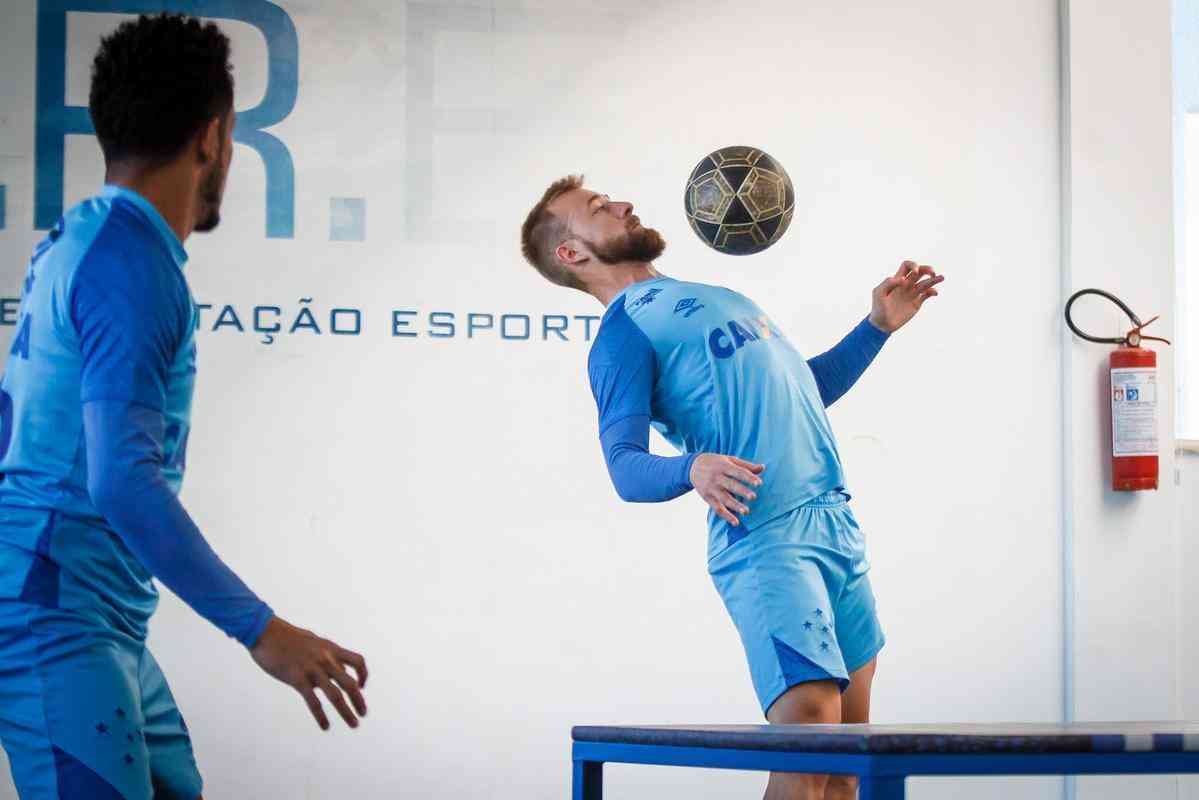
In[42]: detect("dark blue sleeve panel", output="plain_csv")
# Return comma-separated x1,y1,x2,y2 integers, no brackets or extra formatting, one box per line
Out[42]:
82,402,274,647
599,416,697,503
588,299,695,503
806,316,891,407
70,235,190,410
83,403,274,648
71,243,272,648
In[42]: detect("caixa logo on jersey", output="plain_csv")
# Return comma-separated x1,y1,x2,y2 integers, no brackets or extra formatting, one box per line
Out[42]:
709,316,780,359
34,0,298,238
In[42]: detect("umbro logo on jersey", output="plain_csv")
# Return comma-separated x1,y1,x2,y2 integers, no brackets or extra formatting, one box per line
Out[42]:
673,298,705,318
630,288,662,309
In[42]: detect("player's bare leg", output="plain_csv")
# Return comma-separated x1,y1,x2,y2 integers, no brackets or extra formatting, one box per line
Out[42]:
824,658,877,800
764,680,842,800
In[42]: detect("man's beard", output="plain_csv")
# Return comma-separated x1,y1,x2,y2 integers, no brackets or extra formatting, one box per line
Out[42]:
193,159,225,233
587,222,666,264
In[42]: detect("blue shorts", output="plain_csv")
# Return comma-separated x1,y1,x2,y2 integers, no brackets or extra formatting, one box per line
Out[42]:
708,491,885,716
0,509,202,799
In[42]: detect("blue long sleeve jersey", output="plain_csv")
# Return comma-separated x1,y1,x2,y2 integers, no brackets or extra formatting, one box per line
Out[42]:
0,185,272,647
588,277,887,549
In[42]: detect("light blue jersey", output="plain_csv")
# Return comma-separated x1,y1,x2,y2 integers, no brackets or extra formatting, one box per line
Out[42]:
588,275,888,713
588,276,846,556
0,186,211,798
0,185,195,534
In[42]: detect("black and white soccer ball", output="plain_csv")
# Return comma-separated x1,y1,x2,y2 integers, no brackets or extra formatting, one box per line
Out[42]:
684,146,795,255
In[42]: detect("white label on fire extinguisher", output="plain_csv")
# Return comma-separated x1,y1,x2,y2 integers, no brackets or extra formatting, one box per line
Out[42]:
1111,367,1158,457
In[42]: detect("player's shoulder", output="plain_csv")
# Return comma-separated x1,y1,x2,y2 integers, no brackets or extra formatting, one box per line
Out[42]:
588,292,654,371
30,196,116,283
37,195,152,282
51,208,189,353
71,200,184,294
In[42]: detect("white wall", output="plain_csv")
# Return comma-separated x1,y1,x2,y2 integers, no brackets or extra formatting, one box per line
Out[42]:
1181,451,1199,800
0,0,1184,798
1177,4,1199,800
1176,0,1199,442
1065,1,1181,799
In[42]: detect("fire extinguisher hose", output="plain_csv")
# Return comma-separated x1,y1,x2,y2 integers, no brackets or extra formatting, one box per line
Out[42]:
1064,288,1171,348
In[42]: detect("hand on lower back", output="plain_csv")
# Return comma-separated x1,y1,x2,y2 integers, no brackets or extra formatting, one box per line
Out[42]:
689,453,765,527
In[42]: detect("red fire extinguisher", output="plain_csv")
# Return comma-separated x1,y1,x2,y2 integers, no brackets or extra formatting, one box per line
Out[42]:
1065,289,1171,491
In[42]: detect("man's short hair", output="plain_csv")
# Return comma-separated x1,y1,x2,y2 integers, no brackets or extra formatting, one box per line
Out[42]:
520,175,587,291
89,13,234,165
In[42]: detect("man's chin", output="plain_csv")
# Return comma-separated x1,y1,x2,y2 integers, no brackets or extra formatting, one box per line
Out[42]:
632,227,666,261
193,213,221,233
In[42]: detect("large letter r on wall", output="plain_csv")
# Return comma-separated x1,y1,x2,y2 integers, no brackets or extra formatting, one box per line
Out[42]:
35,0,298,238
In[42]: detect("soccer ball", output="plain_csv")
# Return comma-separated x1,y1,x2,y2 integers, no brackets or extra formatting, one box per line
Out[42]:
684,146,795,255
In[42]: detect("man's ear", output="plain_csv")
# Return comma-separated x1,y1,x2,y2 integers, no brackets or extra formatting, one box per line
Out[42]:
196,115,222,165
556,237,590,267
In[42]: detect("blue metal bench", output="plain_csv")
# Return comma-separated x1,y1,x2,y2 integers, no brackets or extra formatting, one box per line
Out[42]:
571,722,1199,798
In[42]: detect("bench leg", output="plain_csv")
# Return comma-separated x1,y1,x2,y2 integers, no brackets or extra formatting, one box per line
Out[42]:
859,776,905,799
572,760,603,800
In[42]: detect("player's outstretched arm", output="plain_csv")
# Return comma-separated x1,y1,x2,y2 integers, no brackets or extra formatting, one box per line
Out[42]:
73,248,367,731
806,317,889,407
84,401,274,645
806,261,943,407
83,402,368,731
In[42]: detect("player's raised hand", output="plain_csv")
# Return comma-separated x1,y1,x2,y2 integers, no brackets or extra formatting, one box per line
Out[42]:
250,616,368,731
869,261,944,333
690,454,765,527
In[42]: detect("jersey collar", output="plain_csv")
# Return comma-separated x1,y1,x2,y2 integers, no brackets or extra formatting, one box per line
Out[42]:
100,184,189,269
608,275,670,309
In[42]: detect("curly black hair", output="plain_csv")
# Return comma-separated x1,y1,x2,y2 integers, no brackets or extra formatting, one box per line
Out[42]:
89,13,234,164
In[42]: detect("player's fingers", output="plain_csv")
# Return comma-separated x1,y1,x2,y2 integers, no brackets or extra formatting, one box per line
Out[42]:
716,488,750,517
727,465,764,488
728,456,765,474
328,663,368,718
707,495,740,526
910,278,939,296
337,647,368,688
916,278,944,299
894,260,916,278
318,678,359,729
915,264,937,279
298,686,330,731
721,477,757,502
917,288,940,305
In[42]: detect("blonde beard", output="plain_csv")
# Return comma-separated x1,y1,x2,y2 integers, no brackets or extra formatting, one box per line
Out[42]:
587,226,666,264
